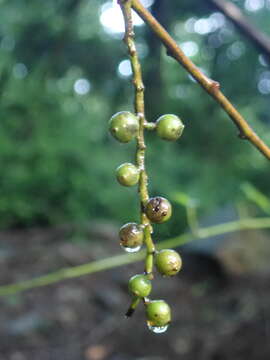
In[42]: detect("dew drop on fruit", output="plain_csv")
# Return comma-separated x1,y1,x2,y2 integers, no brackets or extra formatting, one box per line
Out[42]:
147,322,169,334
121,245,142,253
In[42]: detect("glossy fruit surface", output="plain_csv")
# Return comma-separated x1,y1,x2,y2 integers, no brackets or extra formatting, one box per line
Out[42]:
119,223,144,249
146,300,171,327
156,114,184,141
155,249,182,276
109,111,139,143
116,163,139,187
128,274,152,298
145,197,172,224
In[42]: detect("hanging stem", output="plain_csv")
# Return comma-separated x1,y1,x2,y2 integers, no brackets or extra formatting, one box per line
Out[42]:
119,0,155,279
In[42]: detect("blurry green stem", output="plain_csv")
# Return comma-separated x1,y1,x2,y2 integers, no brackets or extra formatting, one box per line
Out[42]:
1,217,270,297
186,202,200,236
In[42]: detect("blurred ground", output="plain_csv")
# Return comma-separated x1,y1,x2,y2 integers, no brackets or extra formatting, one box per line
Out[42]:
0,225,270,360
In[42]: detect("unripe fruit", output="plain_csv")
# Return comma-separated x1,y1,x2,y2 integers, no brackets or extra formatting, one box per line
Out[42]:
156,114,184,141
145,197,172,224
146,300,171,327
155,249,182,276
128,274,152,298
119,223,144,249
109,111,139,143
116,163,139,187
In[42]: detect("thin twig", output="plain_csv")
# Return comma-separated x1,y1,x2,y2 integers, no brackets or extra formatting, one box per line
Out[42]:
131,0,270,160
1,217,270,297
208,0,270,62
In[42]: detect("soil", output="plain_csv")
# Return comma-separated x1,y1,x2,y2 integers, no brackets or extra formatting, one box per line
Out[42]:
0,224,269,360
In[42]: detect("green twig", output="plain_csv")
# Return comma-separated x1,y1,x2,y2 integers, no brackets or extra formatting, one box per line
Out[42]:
1,217,270,297
119,0,155,279
186,201,200,236
125,296,141,317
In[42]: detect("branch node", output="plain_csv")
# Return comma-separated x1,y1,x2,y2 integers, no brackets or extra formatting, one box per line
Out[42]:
209,80,220,92
137,84,145,92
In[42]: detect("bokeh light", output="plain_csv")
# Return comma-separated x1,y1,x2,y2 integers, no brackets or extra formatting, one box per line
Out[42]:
73,78,91,95
245,0,265,12
100,1,144,34
180,41,199,57
13,63,28,79
258,71,270,94
118,59,132,77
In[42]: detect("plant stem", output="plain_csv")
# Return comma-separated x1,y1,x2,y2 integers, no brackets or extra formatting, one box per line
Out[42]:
0,251,144,297
186,201,200,236
119,0,155,278
1,217,270,297
131,0,270,161
125,296,141,317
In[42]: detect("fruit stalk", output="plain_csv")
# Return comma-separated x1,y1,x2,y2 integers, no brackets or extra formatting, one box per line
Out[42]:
119,0,155,277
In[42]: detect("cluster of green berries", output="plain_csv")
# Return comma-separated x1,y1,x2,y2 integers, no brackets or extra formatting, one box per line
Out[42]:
109,111,184,333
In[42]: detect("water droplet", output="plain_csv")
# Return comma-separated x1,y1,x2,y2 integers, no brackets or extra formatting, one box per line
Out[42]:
147,322,169,334
121,245,142,253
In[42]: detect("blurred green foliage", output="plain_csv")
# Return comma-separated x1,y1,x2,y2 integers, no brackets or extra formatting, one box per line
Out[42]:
0,0,269,230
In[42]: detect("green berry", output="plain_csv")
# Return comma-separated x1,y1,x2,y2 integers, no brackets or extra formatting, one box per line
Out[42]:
119,223,144,249
145,197,172,224
146,300,171,327
128,274,152,298
156,114,184,141
155,249,182,276
116,163,139,187
109,111,139,143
